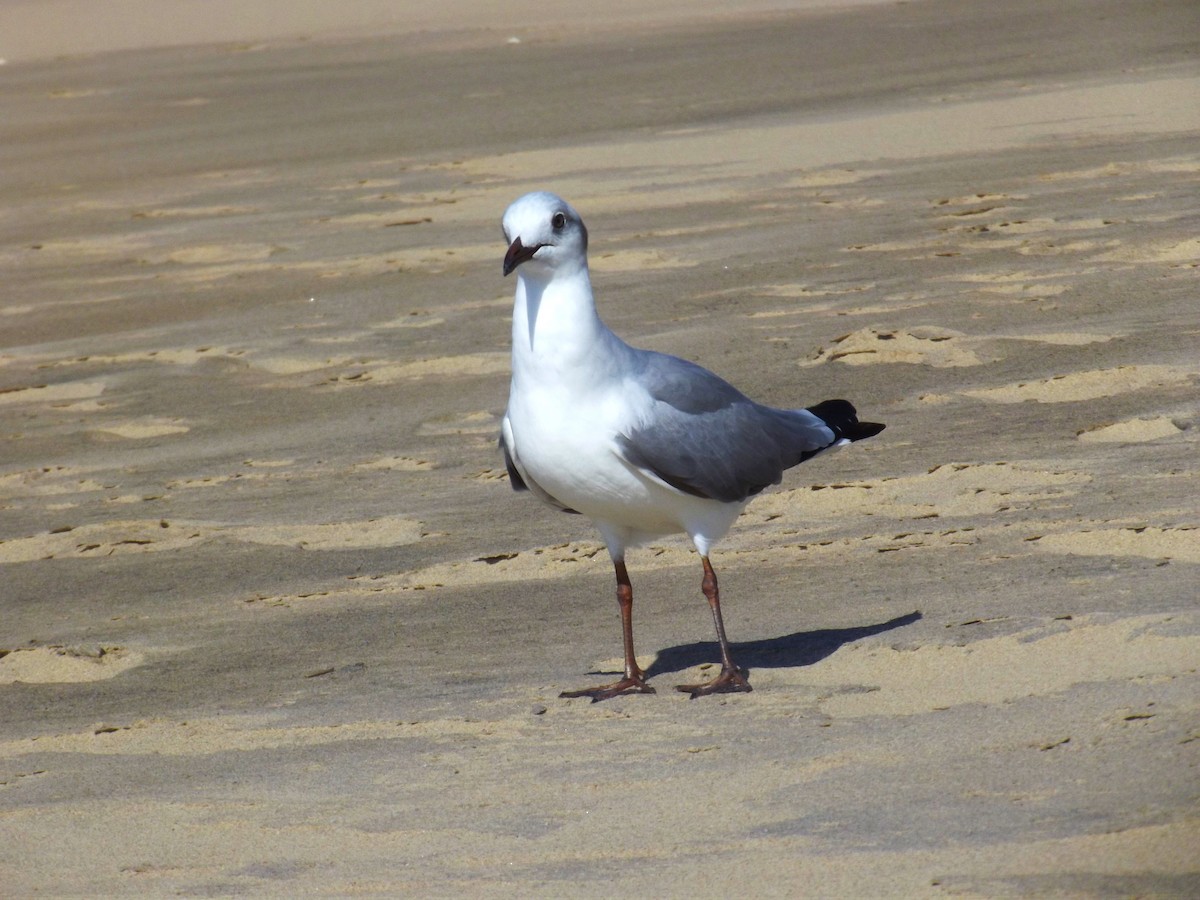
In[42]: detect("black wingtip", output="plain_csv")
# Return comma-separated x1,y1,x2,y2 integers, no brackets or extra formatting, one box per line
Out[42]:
849,421,886,441
806,399,885,443
499,435,529,492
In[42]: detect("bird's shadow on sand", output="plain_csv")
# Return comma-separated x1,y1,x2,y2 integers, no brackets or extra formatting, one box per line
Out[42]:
642,610,922,679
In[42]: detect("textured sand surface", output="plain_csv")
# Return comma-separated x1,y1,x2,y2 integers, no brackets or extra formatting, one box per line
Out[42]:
2,0,1198,895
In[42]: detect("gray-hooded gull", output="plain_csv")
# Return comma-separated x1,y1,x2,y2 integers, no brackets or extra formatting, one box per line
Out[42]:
498,191,884,700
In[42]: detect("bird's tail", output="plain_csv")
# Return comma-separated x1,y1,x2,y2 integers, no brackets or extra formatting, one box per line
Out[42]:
806,399,885,443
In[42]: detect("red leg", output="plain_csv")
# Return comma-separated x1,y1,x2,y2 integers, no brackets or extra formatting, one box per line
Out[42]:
561,559,656,701
676,556,752,698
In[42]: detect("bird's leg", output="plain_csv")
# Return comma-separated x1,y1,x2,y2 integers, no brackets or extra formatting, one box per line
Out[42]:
676,556,752,698
560,559,656,701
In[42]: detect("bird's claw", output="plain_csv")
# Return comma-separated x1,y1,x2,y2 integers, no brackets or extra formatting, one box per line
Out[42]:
675,666,752,698
560,675,656,702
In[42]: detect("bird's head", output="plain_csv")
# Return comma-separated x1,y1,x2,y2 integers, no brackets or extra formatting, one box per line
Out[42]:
501,192,588,278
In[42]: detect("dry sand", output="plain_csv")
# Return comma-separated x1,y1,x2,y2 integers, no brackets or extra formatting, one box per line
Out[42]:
2,0,1198,895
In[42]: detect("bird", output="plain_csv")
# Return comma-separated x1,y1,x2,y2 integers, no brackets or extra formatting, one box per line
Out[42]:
498,191,884,700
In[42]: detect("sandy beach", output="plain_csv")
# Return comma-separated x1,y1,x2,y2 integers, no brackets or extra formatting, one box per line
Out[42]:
2,0,1198,894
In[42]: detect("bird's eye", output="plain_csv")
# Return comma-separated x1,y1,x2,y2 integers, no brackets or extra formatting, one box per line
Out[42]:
551,212,566,230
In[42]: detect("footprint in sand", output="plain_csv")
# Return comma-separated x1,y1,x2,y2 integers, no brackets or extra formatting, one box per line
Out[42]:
1095,236,1200,266
965,283,1072,302
962,365,1194,404
400,542,605,592
0,645,143,684
351,456,436,472
751,461,1089,523
417,410,500,437
251,354,357,376
0,520,204,563
163,244,280,265
1031,525,1200,563
1077,416,1186,443
231,516,425,551
319,354,509,387
21,234,148,261
744,281,877,304
922,365,1196,405
375,312,446,330
91,419,190,440
32,347,247,370
248,542,607,606
0,466,110,500
0,381,106,407
999,332,1113,346
130,204,254,218
807,327,983,367
932,191,1025,209
787,168,886,189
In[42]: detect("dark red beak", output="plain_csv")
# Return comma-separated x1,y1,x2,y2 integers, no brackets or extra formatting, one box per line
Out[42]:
503,237,541,276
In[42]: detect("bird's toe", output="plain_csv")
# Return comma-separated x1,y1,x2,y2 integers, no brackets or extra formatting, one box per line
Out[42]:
675,667,752,698
560,675,656,702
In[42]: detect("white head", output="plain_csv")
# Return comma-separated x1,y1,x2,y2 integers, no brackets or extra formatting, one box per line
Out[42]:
501,191,589,280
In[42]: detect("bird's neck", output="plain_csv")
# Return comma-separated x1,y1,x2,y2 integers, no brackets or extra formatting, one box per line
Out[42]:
511,267,622,384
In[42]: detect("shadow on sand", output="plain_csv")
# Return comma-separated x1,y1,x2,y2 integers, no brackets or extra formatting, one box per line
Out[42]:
642,610,922,679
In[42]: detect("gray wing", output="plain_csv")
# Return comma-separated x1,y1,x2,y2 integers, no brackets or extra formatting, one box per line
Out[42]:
616,351,840,504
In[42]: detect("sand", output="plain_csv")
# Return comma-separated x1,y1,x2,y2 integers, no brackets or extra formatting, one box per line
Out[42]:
2,0,1198,895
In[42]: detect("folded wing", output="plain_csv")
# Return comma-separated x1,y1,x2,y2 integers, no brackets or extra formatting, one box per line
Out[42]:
616,351,883,504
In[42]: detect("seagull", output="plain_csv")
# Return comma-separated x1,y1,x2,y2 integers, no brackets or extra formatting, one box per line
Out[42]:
498,191,884,700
